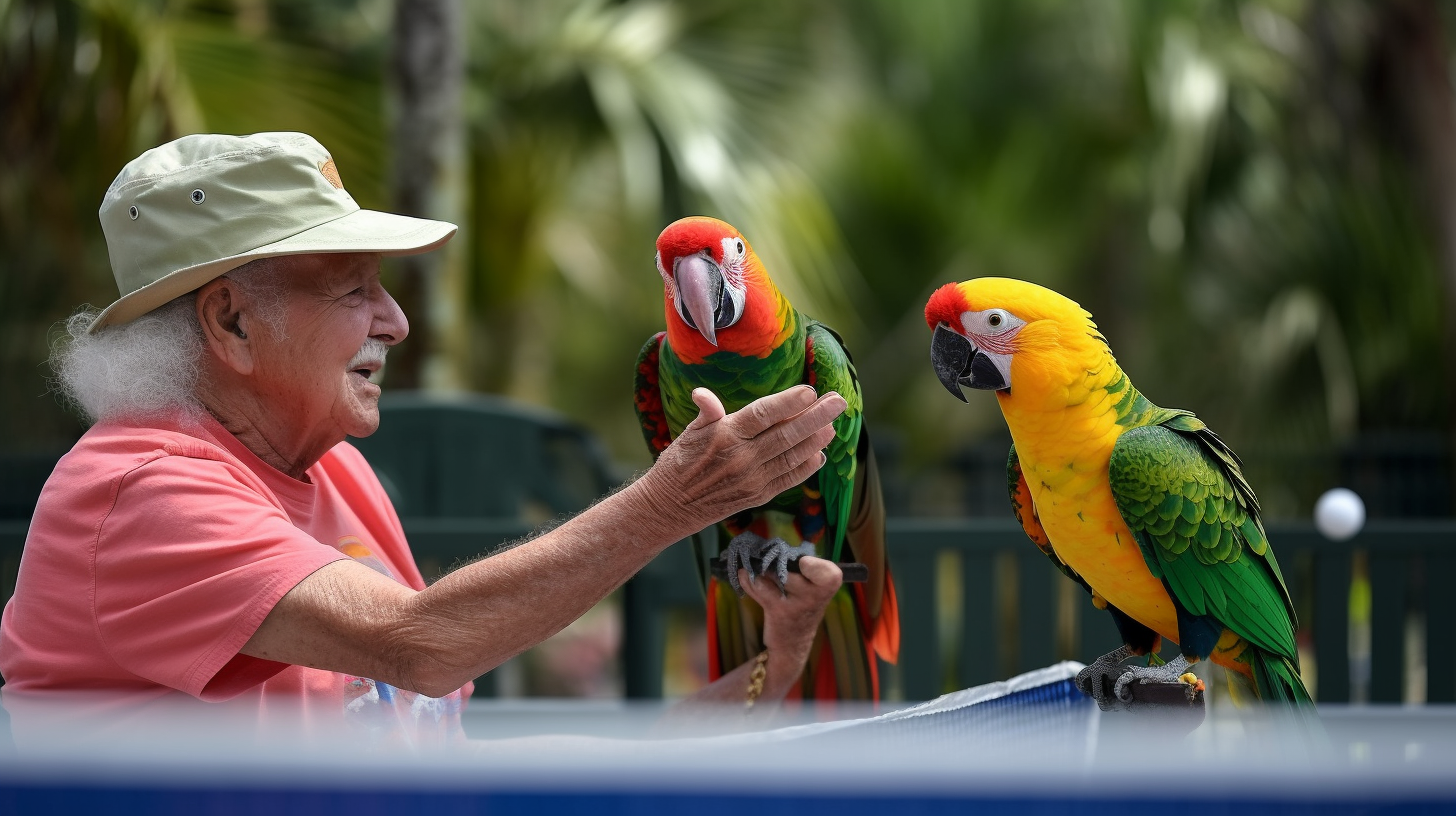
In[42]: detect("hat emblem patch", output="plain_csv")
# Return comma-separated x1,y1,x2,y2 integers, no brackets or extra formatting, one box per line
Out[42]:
319,158,344,189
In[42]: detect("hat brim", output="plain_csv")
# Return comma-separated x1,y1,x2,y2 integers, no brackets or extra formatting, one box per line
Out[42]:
89,208,457,332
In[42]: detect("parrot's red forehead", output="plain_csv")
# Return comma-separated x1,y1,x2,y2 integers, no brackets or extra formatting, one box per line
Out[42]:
924,282,970,330
656,216,740,269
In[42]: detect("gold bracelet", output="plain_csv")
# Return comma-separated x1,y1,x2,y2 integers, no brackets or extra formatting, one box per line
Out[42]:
744,649,769,711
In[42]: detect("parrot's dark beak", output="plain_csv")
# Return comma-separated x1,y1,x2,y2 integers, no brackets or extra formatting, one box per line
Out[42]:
932,324,972,402
932,323,1009,401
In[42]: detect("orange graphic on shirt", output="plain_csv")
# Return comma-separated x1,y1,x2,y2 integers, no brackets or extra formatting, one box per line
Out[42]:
337,535,394,579
336,535,373,559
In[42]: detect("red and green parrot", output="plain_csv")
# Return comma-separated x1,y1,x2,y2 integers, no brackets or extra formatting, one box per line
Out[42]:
925,277,1311,709
633,216,899,700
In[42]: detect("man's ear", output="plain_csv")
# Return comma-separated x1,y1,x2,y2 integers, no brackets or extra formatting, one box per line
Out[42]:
196,277,255,375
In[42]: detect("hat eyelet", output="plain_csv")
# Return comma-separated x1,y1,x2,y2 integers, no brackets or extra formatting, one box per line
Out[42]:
128,205,139,220
190,189,205,205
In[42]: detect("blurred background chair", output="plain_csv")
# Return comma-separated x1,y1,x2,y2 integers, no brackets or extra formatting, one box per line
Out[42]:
352,390,618,525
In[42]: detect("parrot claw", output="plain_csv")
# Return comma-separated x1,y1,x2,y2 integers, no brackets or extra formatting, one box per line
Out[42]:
723,532,763,597
1113,654,1195,704
759,539,816,597
1075,645,1134,710
721,533,815,597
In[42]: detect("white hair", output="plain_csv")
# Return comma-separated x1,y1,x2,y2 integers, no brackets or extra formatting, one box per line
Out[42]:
52,296,205,424
52,258,289,424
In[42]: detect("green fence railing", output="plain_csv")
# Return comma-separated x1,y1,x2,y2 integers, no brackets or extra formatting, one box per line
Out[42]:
618,518,1456,704
2,517,1453,703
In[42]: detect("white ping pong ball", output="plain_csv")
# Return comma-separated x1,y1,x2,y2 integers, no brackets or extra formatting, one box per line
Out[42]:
1314,488,1365,542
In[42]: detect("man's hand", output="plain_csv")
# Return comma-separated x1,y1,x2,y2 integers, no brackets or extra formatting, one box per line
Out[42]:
638,386,845,540
740,555,843,659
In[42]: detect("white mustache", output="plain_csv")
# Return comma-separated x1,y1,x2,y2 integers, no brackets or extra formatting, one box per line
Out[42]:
347,338,388,375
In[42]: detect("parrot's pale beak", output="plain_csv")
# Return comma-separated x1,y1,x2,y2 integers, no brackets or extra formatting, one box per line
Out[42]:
932,323,1009,400
674,254,734,346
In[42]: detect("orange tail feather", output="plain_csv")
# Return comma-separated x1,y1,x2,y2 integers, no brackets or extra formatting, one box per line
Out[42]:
854,567,900,665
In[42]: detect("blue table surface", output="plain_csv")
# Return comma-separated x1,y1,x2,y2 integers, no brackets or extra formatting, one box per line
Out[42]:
3,673,1455,815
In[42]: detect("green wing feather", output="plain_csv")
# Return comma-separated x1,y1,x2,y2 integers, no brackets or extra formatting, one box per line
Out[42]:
803,320,864,563
805,321,894,655
1108,415,1299,663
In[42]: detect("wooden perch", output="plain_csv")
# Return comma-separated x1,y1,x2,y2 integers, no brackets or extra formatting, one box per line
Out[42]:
1086,669,1206,733
709,556,869,583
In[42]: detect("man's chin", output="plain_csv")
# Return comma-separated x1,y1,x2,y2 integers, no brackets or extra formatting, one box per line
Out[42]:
348,417,381,438
341,394,382,439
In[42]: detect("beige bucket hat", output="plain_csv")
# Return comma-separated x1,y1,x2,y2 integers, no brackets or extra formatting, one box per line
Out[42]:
92,131,457,331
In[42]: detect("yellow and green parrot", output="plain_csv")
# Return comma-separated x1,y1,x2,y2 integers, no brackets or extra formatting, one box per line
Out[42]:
633,216,899,700
925,277,1311,708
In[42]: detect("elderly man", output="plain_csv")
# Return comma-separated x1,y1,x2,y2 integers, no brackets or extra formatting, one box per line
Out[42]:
0,132,844,740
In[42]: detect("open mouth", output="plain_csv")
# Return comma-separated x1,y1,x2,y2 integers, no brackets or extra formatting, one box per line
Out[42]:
347,340,388,384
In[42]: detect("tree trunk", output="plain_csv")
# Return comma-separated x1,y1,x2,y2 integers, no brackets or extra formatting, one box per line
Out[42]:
388,0,464,389
1369,0,1456,493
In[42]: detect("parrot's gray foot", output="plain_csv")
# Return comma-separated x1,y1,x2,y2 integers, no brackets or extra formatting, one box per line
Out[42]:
723,532,762,597
1075,645,1134,710
722,533,815,597
759,539,815,596
1113,654,1200,704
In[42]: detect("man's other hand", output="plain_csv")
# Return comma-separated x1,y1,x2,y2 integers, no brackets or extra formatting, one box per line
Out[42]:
740,555,843,658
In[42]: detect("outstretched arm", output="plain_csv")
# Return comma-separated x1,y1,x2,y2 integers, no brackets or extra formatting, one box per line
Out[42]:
242,385,846,698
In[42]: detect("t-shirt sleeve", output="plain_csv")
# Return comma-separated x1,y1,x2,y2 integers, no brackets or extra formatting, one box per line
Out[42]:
91,453,347,700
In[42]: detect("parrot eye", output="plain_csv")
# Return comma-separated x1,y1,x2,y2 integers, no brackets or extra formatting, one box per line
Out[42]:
961,308,1022,339
736,240,744,255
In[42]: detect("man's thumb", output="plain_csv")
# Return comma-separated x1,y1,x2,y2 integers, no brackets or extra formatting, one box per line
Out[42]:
686,388,725,429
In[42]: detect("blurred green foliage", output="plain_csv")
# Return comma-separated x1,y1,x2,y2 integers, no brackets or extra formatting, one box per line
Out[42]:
2,0,1452,518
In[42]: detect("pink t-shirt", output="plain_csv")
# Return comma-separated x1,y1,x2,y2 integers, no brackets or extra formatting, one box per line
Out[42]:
0,414,465,743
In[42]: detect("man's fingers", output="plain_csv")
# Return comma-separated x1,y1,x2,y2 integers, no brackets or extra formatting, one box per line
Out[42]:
763,451,827,498
739,568,776,605
731,385,819,437
757,437,829,503
761,394,844,455
795,556,843,590
685,388,726,430
744,557,840,607
773,426,837,477
808,424,838,452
